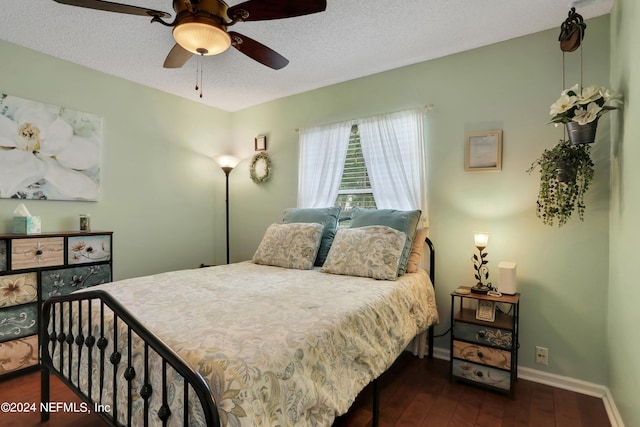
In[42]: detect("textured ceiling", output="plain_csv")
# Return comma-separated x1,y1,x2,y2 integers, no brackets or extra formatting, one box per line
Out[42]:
0,0,613,112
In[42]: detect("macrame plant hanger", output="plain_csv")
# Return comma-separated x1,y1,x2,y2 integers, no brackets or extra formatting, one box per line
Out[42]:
558,7,587,141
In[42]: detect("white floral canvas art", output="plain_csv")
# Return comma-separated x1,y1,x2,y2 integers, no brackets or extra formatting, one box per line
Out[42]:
0,94,102,201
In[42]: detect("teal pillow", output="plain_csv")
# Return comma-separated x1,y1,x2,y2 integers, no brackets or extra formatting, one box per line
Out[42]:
350,207,421,276
283,207,341,266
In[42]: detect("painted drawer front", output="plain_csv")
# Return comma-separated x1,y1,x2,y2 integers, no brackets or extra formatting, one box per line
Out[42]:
11,237,65,270
0,334,38,375
68,235,111,265
41,264,111,299
0,303,38,342
0,272,38,308
453,322,512,349
452,359,511,391
0,240,6,272
452,340,511,370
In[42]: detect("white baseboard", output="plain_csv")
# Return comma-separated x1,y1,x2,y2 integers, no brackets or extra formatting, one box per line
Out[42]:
431,346,625,427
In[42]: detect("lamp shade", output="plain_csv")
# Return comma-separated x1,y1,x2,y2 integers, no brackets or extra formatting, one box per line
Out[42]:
473,232,489,249
214,155,241,169
173,18,231,55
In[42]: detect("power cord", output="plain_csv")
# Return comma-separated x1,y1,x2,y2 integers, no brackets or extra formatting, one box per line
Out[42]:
433,326,451,338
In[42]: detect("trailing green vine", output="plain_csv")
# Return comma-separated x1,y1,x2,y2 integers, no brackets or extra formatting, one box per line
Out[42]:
527,140,594,227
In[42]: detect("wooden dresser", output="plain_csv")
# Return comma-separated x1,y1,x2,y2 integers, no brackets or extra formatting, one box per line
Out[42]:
0,231,112,380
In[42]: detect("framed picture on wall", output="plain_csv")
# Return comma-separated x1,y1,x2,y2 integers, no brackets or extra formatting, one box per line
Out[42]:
465,130,502,171
255,135,267,151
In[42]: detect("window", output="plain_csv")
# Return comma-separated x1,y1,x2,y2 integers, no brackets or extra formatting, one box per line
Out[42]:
297,108,427,224
335,124,377,215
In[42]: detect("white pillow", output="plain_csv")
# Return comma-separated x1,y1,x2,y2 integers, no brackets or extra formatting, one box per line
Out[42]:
321,225,406,280
252,222,324,270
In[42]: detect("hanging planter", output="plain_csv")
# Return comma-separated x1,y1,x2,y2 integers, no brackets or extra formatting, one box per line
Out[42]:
554,158,577,183
527,7,623,227
549,84,622,131
527,141,594,227
565,117,598,144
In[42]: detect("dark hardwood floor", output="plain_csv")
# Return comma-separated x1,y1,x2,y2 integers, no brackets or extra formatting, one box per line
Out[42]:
0,353,611,426
334,353,611,427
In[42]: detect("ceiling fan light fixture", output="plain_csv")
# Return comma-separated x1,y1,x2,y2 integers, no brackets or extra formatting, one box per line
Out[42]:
173,18,231,56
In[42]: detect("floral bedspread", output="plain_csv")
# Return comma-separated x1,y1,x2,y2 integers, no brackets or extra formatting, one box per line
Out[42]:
49,262,438,427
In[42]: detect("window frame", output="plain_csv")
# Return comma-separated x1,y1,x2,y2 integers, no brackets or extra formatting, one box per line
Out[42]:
335,124,376,216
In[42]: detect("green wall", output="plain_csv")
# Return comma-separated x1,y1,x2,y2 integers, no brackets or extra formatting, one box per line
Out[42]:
2,12,633,424
0,40,233,279
229,17,612,385
609,0,640,425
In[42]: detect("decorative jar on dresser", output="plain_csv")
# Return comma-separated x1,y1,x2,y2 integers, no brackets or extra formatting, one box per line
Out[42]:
450,287,520,397
0,231,112,380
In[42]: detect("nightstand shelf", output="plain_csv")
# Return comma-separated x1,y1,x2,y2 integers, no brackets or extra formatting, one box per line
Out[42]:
450,286,520,397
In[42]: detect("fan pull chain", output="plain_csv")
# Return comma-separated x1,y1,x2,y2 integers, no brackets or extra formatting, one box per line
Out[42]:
194,54,204,98
195,57,199,91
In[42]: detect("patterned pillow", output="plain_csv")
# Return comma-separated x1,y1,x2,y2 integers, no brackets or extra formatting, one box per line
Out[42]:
282,207,341,266
350,207,421,276
321,225,407,281
252,223,324,270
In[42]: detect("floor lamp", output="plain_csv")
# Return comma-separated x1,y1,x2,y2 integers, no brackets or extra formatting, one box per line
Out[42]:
214,155,241,264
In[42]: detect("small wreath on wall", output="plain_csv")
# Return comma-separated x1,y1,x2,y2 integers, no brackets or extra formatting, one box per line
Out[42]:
249,151,272,184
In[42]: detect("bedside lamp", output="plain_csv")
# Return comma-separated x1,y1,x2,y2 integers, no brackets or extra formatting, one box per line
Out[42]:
214,155,241,264
471,232,493,294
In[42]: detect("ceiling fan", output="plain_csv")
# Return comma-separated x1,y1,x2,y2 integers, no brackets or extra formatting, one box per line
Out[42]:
52,0,327,70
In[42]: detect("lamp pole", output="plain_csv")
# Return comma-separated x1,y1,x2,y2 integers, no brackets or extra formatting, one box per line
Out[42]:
215,155,240,265
222,166,233,264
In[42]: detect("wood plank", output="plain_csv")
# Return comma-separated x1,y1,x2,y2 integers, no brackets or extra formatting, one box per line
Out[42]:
577,391,613,427
0,353,612,427
0,373,108,427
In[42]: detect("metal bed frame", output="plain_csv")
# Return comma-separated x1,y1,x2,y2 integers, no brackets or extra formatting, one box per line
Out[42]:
40,237,435,427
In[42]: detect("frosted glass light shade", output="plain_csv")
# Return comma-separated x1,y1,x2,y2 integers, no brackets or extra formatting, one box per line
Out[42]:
473,232,489,250
173,21,231,56
214,155,241,169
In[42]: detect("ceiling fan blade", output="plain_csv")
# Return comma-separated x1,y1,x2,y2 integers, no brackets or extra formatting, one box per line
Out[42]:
53,0,170,18
228,0,326,21
229,32,289,70
163,44,193,68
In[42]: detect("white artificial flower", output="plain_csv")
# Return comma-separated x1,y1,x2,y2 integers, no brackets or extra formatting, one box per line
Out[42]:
550,93,578,116
562,83,580,97
602,88,623,105
577,85,602,104
550,83,622,123
572,102,601,125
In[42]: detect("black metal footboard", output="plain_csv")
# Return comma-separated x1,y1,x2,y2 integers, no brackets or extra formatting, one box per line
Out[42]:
40,290,220,427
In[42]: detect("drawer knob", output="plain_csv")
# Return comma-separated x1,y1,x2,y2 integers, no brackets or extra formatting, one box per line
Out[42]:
35,249,43,256
477,351,484,358
478,331,486,338
476,371,484,378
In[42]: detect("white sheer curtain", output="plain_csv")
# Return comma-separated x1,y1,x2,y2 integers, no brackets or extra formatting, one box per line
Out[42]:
358,108,428,223
297,121,352,208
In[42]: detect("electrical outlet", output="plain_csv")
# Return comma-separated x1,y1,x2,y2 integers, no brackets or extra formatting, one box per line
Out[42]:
535,346,549,365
